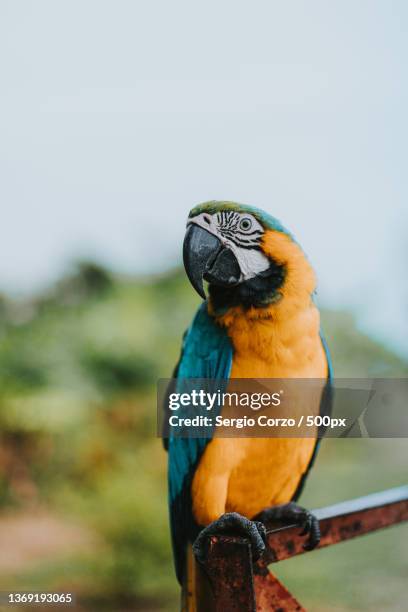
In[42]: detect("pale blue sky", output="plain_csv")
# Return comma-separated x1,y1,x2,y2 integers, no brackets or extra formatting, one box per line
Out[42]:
0,1,407,354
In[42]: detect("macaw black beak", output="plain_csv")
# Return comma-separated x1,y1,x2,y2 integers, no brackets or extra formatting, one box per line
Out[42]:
183,224,241,299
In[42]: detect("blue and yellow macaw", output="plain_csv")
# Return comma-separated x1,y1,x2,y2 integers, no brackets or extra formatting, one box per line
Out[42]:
164,201,332,593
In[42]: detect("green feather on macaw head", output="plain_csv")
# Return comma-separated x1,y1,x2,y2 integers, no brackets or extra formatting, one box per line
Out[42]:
188,200,294,241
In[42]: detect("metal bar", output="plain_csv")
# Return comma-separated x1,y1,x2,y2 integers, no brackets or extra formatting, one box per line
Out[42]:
198,536,257,612
312,485,408,520
262,485,408,565
253,562,304,612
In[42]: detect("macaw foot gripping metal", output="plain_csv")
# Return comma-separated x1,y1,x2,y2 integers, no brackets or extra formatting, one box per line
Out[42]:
256,501,321,551
192,512,267,565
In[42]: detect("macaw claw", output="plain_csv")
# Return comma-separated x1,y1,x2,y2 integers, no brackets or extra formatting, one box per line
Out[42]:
193,512,267,565
256,501,321,551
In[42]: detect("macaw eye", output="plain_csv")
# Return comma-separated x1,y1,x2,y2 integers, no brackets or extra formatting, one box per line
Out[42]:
239,217,252,231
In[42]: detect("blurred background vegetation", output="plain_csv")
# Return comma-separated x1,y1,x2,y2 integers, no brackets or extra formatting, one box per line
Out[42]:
0,261,406,611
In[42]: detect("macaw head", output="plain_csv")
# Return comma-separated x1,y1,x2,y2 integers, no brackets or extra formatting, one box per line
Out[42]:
183,201,315,312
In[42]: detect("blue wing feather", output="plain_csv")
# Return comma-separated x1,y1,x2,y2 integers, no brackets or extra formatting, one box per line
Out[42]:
167,302,232,582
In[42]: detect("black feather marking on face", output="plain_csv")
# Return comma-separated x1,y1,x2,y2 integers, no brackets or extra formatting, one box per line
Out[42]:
217,213,263,249
208,259,286,312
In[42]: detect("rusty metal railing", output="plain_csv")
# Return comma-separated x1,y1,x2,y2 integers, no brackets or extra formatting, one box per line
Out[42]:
190,485,408,611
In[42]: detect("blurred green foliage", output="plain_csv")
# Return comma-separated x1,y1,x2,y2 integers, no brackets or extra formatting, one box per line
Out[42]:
81,348,156,395
0,262,406,610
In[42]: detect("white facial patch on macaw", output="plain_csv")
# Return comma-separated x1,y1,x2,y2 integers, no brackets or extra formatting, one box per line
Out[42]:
187,211,270,282
232,244,270,280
